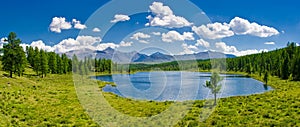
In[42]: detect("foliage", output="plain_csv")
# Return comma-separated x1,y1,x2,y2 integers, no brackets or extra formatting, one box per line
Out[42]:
26,47,72,77
205,72,223,105
2,32,26,77
263,71,269,84
226,42,300,81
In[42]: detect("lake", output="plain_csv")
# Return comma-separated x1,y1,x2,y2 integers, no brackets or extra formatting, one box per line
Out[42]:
93,71,273,101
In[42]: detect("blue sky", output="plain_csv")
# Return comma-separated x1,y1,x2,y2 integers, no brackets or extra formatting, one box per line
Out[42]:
0,0,299,56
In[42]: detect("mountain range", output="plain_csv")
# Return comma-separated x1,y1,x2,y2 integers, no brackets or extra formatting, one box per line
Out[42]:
66,47,236,63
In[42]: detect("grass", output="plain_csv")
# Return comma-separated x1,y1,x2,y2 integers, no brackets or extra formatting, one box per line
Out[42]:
178,74,300,126
0,71,97,126
0,64,299,126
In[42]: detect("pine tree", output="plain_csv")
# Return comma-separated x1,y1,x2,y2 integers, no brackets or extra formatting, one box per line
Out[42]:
33,47,40,75
84,59,89,75
205,72,223,105
280,51,289,80
56,54,63,74
26,46,35,67
40,49,48,78
2,32,26,77
15,46,27,76
72,54,79,73
291,47,300,81
79,61,85,76
48,52,57,74
263,71,269,84
61,54,69,74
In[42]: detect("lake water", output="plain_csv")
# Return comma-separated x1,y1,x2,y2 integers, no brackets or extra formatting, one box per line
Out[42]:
93,71,273,101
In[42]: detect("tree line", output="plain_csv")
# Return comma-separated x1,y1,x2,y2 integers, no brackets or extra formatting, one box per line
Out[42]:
124,42,300,81
1,32,114,78
72,55,113,75
226,42,300,81
1,32,73,78
26,46,72,77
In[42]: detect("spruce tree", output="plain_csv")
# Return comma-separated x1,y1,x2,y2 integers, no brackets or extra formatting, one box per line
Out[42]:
40,49,48,78
61,54,69,74
263,71,269,84
33,47,40,75
2,32,26,77
205,72,223,105
48,52,57,74
281,51,289,80
72,54,79,73
26,46,35,67
56,54,63,74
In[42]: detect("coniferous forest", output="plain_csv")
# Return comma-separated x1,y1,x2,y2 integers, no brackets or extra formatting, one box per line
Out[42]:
1,32,113,78
226,42,300,81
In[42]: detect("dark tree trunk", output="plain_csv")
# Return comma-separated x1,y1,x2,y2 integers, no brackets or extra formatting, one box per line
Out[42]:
214,93,217,106
10,71,12,78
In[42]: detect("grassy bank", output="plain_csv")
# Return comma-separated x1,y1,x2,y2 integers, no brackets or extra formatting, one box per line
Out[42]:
0,72,97,126
181,74,300,126
1,68,299,126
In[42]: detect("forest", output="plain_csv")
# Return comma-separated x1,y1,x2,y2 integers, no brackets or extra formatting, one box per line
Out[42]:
1,32,113,78
125,42,300,81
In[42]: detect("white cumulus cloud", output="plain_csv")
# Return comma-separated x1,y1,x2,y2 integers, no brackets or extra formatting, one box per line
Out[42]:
215,42,238,53
17,36,120,54
130,32,151,43
139,40,149,44
229,17,279,37
130,32,151,40
0,37,7,49
195,39,210,48
146,2,193,28
120,41,133,47
72,19,87,30
20,43,30,51
215,42,268,56
95,43,119,51
19,41,53,52
111,14,130,23
92,27,101,32
180,43,198,55
30,40,54,52
49,17,72,33
52,36,118,53
192,23,234,40
192,17,280,39
76,36,102,46
264,41,275,45
162,31,194,42
152,32,161,36
1,37,7,43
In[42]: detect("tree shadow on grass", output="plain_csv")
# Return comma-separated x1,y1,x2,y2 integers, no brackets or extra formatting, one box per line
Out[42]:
2,73,17,79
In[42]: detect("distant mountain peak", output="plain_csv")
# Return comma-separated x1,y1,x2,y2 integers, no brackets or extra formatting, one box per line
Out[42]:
66,48,236,63
103,47,115,53
151,52,165,56
103,47,114,51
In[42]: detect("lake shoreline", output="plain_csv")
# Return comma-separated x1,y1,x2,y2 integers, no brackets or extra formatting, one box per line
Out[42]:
94,71,273,102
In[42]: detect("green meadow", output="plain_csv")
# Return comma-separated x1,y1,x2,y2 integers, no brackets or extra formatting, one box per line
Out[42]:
0,63,299,126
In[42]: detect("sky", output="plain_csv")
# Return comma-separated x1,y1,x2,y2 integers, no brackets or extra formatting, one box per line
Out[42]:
0,0,299,56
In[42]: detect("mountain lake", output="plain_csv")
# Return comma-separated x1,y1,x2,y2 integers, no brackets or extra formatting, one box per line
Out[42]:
93,71,273,101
